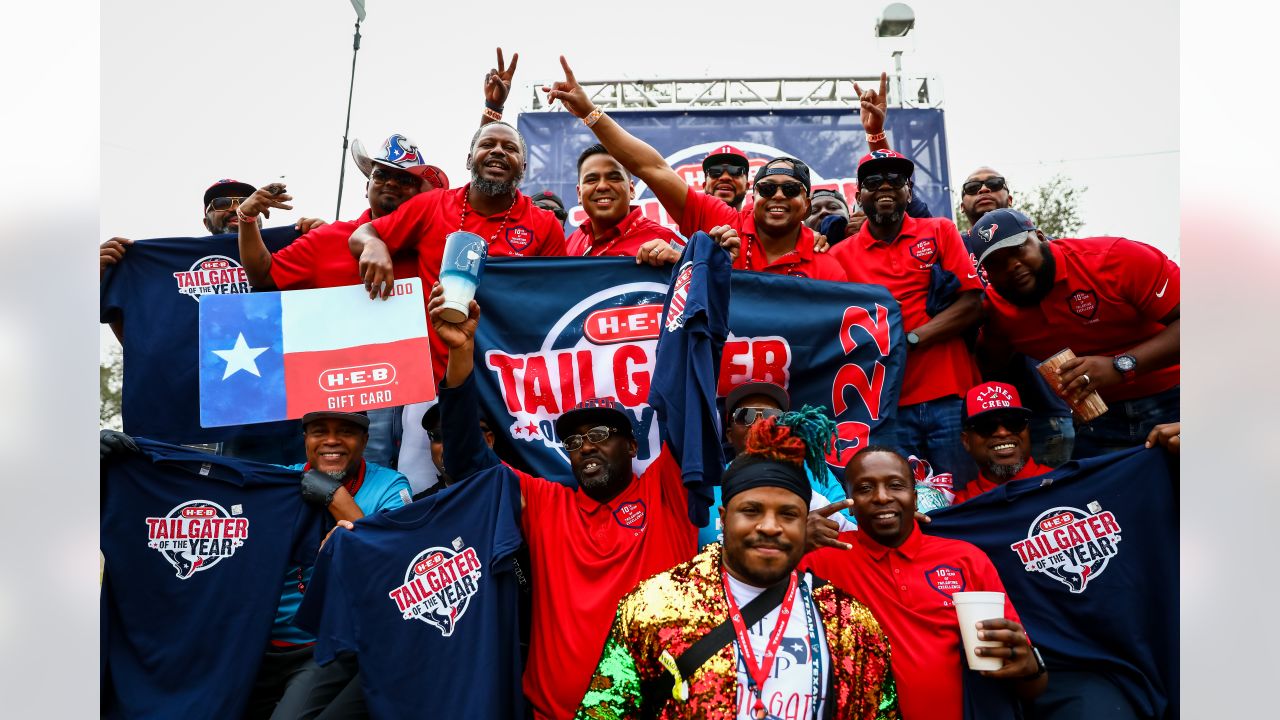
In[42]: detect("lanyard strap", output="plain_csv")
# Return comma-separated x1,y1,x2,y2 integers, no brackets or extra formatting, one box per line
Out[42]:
723,568,798,719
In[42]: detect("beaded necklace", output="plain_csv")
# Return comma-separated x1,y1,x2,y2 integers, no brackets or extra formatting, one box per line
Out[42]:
459,183,518,243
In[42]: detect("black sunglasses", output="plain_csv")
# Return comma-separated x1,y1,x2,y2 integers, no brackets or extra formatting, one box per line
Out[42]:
370,167,423,188
706,164,747,179
860,173,909,190
966,414,1029,436
206,196,244,212
732,406,783,427
962,176,1007,196
755,180,806,199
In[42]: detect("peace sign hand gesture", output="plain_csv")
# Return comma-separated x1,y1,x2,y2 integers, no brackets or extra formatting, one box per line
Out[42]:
484,47,519,109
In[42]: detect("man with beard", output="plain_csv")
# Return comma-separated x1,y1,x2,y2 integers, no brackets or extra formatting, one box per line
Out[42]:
428,221,729,718
951,382,1053,504
971,208,1180,458
803,446,1045,720
702,143,751,210
829,151,984,486
567,143,684,264
544,56,892,281
575,412,899,720
244,410,411,720
957,168,1075,468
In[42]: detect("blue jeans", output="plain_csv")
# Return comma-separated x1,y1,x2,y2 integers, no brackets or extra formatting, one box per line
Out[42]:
877,396,977,487
1030,414,1076,468
1072,385,1179,460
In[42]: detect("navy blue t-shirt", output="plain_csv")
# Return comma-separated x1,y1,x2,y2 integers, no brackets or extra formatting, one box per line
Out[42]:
100,438,327,719
924,447,1178,719
649,230,731,527
100,228,303,449
295,465,524,718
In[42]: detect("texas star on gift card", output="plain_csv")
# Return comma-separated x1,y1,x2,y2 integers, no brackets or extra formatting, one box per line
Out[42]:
198,278,435,427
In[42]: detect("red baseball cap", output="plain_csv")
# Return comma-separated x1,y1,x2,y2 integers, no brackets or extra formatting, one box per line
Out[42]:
856,149,914,182
963,381,1032,423
703,144,750,169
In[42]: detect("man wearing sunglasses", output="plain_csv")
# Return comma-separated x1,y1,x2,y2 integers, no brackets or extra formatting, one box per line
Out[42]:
565,143,684,264
698,381,855,549
958,168,1077,469
830,150,984,487
543,56,892,281
952,382,1053,504
971,208,1180,459
701,144,751,210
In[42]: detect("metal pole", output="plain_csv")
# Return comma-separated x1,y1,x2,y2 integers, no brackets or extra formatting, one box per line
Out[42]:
892,50,904,107
335,19,361,221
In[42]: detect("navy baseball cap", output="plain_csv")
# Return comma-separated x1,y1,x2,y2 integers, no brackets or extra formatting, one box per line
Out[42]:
754,157,812,194
856,149,914,182
971,208,1039,268
203,179,256,208
555,399,634,441
301,410,370,430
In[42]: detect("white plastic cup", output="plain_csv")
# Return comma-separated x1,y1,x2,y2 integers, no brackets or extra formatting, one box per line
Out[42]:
439,231,488,324
952,591,1006,671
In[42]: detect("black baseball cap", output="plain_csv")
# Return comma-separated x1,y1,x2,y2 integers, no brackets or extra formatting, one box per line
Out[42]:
725,381,791,415
554,399,634,442
754,157,812,194
203,178,256,208
301,410,370,430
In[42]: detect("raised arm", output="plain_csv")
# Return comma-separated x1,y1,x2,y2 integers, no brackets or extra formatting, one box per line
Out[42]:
854,72,892,153
234,182,295,289
348,222,396,300
544,56,691,222
480,47,517,127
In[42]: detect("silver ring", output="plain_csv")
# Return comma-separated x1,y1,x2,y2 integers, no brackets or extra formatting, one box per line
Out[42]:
1081,373,1091,386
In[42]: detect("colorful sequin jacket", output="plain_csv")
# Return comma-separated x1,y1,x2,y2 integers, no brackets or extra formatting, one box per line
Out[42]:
575,543,900,720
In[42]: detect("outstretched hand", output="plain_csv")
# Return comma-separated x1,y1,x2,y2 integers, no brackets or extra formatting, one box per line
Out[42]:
428,282,481,349
853,72,889,136
485,47,518,109
542,56,595,119
807,499,855,552
239,182,293,220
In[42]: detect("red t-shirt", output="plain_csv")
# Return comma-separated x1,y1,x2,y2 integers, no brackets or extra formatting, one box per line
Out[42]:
268,209,419,290
983,237,1180,402
679,187,847,281
566,205,683,257
830,215,983,405
951,457,1054,504
802,526,1022,720
514,449,696,720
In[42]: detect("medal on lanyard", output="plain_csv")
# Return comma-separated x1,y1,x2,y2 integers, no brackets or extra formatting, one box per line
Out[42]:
722,568,798,720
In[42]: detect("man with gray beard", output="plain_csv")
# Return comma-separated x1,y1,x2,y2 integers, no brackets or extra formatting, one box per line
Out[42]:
951,382,1053,503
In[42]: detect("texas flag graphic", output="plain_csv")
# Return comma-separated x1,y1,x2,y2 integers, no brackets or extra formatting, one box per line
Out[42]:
198,279,435,427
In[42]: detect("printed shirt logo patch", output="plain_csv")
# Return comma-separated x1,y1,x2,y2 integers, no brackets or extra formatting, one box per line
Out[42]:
924,564,967,600
909,237,938,266
506,226,533,253
1010,505,1122,594
388,544,483,636
613,499,648,530
1068,289,1098,320
173,255,252,302
146,500,249,579
665,261,694,332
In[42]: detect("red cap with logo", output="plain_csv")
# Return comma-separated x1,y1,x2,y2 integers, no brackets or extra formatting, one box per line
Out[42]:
702,144,750,169
963,381,1032,422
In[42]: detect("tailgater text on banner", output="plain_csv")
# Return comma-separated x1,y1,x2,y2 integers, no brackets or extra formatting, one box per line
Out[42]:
472,257,907,484
198,278,435,427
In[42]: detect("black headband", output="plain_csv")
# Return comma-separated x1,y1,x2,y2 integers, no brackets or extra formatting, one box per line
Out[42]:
722,460,811,507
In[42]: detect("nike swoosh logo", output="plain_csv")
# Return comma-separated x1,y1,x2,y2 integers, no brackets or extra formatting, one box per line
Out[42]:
967,273,978,278
1155,279,1169,298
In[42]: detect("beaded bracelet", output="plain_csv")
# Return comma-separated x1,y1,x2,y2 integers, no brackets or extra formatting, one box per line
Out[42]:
583,107,605,128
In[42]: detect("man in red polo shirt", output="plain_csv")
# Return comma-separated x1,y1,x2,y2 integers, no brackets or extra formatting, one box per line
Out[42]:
566,143,684,264
829,150,984,485
970,208,1180,459
803,446,1046,720
953,382,1054,504
543,56,893,281
429,277,718,719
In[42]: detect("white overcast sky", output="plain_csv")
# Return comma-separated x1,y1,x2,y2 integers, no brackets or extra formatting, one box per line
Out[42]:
101,0,1177,352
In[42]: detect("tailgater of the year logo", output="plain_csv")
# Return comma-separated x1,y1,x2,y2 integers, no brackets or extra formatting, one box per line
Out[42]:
145,499,249,579
388,542,484,636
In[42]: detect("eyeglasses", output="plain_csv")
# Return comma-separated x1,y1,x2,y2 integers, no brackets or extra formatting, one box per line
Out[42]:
754,181,806,199
860,173,909,190
370,167,422,188
706,164,747,179
966,414,1029,436
962,176,1007,196
732,406,783,427
562,425,618,452
206,196,245,213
